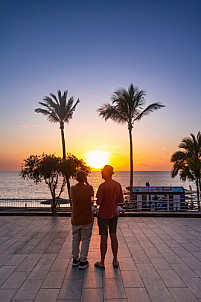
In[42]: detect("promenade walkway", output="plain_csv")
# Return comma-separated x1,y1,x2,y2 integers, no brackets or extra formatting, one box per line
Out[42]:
0,216,201,301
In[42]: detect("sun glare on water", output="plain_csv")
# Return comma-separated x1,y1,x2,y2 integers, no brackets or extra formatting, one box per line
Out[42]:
86,151,110,169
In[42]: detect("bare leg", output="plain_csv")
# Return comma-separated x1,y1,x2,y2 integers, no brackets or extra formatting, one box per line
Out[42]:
110,233,118,265
98,235,107,267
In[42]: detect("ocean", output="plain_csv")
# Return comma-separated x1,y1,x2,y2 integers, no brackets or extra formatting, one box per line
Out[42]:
0,171,196,199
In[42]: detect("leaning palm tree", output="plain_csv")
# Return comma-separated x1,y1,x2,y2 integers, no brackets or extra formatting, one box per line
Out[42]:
35,90,80,198
171,132,201,208
98,83,164,198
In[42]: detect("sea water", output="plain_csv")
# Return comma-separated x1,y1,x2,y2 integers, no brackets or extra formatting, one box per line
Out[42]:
0,171,196,199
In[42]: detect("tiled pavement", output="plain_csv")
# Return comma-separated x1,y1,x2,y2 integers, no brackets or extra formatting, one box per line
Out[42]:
0,217,201,301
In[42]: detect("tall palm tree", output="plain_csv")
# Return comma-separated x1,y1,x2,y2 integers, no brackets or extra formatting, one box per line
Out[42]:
98,83,164,198
171,132,201,208
35,90,80,198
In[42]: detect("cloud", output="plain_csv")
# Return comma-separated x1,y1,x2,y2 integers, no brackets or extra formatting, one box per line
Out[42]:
19,124,42,129
140,164,149,166
161,147,169,151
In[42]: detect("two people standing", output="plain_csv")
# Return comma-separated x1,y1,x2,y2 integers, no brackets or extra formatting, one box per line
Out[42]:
70,165,123,270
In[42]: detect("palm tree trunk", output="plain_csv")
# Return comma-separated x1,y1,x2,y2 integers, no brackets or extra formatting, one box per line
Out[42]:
50,184,57,216
196,179,200,209
198,177,201,210
60,122,71,199
60,122,66,159
128,124,133,199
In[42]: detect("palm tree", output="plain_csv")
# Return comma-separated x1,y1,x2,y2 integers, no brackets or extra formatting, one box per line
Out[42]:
35,90,80,198
98,83,164,198
171,132,201,208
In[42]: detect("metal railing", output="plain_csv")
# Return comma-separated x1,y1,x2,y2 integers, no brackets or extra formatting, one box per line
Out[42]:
0,197,200,212
117,198,200,212
0,199,72,212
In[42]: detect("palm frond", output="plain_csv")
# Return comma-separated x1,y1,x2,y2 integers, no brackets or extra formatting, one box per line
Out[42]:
134,103,165,122
37,102,50,109
47,113,60,123
43,97,59,111
35,90,79,125
170,151,186,163
133,90,146,110
35,108,50,116
63,98,80,122
49,93,59,105
98,104,127,124
57,90,62,104
35,108,59,123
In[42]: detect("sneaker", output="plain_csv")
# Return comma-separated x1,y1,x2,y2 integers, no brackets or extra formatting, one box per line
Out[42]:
79,260,89,270
72,259,80,267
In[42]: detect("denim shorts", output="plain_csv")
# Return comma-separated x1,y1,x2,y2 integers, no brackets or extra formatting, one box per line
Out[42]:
98,216,118,235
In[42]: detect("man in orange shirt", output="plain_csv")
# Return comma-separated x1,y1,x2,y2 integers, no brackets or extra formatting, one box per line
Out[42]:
94,165,124,269
70,170,94,270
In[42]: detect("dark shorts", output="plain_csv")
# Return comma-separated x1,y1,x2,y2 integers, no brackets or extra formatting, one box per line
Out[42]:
98,216,118,236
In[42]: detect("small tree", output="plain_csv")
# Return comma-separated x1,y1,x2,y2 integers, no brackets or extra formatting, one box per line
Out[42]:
60,154,91,181
20,153,91,215
20,154,62,215
171,132,201,209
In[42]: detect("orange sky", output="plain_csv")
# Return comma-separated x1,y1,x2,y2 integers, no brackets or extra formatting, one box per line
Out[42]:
0,112,175,171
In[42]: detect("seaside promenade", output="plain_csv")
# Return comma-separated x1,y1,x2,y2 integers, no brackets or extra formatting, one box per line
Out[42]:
0,216,201,301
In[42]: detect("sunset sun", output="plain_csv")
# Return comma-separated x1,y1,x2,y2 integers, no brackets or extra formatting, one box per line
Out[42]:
86,151,109,169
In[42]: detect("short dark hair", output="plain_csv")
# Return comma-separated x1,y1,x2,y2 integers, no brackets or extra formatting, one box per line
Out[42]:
102,165,114,176
76,170,86,182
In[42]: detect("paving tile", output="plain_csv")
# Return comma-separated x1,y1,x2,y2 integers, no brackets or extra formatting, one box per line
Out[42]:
64,264,85,279
162,252,184,264
121,270,144,288
81,288,103,302
157,269,186,288
171,247,193,258
12,279,43,301
194,270,201,278
129,246,150,264
150,257,171,270
50,258,70,272
58,279,82,300
181,243,200,252
169,287,198,302
83,270,102,288
183,277,201,298
104,299,128,302
1,271,29,289
102,266,122,279
42,271,65,288
118,257,137,271
143,278,173,300
4,254,27,266
137,263,159,278
16,254,42,272
0,289,16,302
182,256,201,270
34,288,60,302
103,278,126,299
171,263,198,279
154,243,172,253
27,263,51,280
38,253,57,265
0,265,16,286
125,287,151,302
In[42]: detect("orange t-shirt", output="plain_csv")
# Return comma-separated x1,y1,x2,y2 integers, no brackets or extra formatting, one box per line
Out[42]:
70,183,94,226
